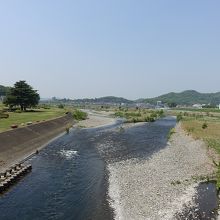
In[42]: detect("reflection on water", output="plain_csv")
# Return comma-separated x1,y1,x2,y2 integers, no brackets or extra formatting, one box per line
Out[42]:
0,117,176,220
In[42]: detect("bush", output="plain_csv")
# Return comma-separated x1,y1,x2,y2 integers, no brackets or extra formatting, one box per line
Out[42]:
144,117,150,122
177,114,183,122
183,112,189,116
150,112,157,118
73,110,87,120
125,112,141,118
58,104,64,109
156,110,164,117
132,118,137,123
115,111,124,117
167,128,175,140
0,112,9,118
202,122,208,129
186,127,195,133
15,109,22,113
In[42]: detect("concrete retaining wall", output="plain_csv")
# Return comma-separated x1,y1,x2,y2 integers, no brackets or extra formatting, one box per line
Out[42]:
0,113,74,172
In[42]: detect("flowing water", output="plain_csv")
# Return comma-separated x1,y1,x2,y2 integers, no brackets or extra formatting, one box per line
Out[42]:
0,117,217,219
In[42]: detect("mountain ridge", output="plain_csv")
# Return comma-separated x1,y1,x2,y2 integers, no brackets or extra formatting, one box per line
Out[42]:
143,90,220,105
1,84,220,106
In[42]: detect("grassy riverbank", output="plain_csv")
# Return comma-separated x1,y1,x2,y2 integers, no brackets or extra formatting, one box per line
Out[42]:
0,103,89,133
0,105,66,132
171,109,220,188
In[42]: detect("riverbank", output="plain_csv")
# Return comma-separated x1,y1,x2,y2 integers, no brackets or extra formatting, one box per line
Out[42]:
0,113,74,173
108,122,216,220
77,110,116,128
0,111,116,174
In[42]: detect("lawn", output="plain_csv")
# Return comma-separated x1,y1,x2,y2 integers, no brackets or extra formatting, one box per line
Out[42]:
0,106,66,132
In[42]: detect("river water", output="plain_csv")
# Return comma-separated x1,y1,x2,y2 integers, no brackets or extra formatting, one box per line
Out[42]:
0,117,216,220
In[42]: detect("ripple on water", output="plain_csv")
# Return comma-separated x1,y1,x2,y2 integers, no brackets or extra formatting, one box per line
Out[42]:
59,150,78,159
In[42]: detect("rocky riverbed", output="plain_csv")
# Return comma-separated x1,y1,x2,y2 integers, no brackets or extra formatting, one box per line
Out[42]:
108,123,216,220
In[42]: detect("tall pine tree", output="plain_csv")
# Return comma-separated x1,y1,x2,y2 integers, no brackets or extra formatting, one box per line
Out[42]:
4,81,40,111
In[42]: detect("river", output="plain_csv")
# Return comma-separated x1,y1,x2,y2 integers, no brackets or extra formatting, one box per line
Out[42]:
1,116,209,220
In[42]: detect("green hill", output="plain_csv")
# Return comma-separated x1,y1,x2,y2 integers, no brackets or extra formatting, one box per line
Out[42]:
143,90,220,105
74,96,133,104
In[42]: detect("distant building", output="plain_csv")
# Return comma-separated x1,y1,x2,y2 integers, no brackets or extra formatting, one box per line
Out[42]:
156,101,165,109
157,101,162,106
219,104,220,110
135,103,155,109
0,96,5,102
192,104,203,109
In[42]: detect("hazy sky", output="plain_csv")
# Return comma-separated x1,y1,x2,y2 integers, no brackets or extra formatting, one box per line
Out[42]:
0,1,220,100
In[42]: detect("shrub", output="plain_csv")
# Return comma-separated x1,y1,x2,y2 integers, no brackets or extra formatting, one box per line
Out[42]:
145,117,150,122
0,112,9,118
132,118,137,123
186,127,194,133
167,128,175,140
177,114,183,122
158,109,164,117
183,112,189,116
149,116,155,122
15,109,22,113
115,111,124,117
125,112,141,118
72,110,87,120
150,112,157,118
202,122,208,129
58,104,64,109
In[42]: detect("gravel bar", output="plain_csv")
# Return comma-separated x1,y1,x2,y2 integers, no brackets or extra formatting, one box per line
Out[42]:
108,123,215,220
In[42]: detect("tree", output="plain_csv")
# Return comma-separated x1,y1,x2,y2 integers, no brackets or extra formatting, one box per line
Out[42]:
168,102,177,108
0,85,10,96
3,81,40,111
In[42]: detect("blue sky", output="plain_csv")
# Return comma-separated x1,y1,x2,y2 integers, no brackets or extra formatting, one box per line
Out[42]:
0,0,220,99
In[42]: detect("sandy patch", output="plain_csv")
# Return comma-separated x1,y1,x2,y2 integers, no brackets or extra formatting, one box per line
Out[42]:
77,110,116,128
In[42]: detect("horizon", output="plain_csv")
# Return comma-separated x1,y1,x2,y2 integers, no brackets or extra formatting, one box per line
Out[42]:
38,89,220,101
1,1,220,99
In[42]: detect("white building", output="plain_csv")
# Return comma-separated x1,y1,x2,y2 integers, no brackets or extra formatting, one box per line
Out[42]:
192,104,203,109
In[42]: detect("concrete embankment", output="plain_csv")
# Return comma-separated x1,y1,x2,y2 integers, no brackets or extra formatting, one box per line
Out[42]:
0,113,74,173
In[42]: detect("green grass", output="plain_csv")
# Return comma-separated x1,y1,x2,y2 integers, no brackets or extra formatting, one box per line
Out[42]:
167,128,175,140
0,107,66,132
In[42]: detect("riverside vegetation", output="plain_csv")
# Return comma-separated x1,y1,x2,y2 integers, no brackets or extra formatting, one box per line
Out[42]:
172,109,220,189
114,108,164,123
